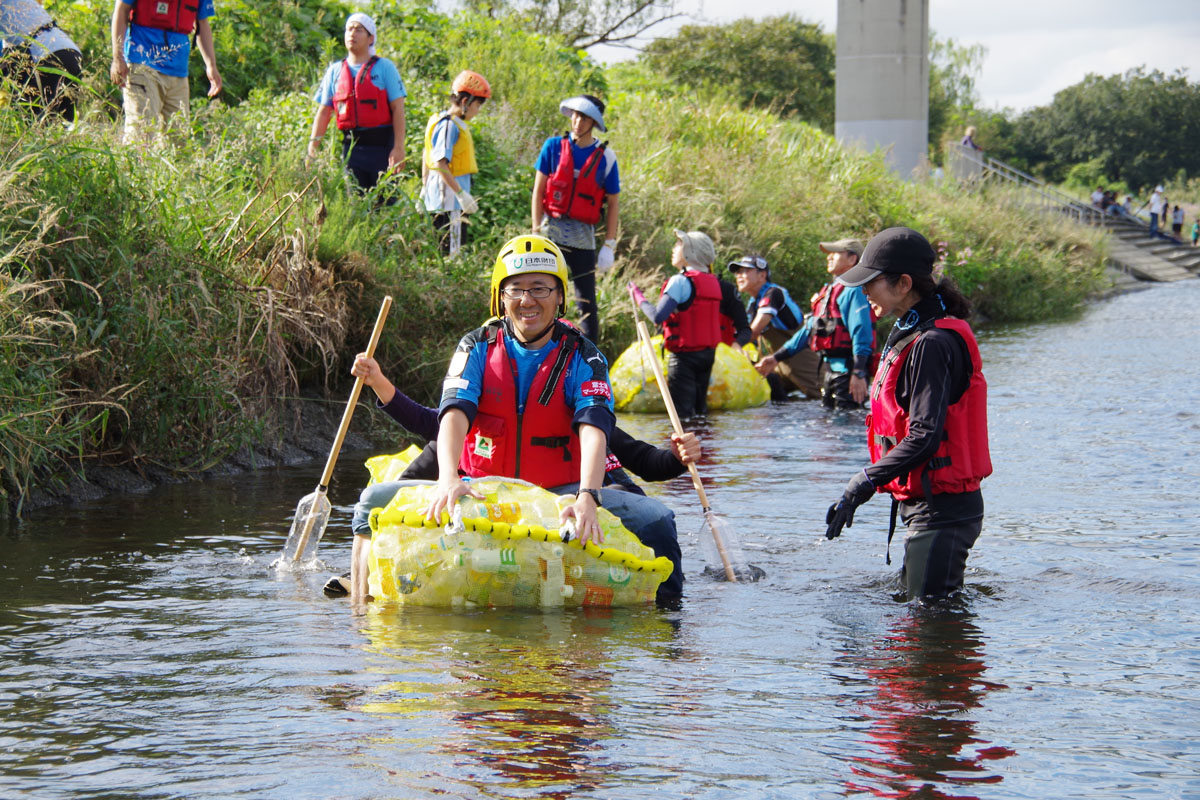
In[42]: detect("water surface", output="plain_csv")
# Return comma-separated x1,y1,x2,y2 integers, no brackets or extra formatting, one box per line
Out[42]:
2,281,1197,799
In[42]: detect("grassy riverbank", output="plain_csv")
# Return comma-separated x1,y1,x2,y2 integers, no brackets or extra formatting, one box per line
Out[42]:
1,4,1106,513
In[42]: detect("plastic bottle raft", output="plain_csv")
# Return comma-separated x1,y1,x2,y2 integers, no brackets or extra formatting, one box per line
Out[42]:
609,334,770,413
363,459,673,609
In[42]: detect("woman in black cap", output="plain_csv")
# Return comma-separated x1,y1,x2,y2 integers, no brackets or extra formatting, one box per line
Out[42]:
823,227,992,600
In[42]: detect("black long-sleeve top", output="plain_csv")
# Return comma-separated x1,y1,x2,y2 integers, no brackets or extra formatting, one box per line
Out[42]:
864,300,984,528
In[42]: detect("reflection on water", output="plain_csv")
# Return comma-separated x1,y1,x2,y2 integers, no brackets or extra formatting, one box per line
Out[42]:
358,606,679,798
835,606,1015,798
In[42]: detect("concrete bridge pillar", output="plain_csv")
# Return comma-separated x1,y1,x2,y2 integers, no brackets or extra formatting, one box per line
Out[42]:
835,0,929,178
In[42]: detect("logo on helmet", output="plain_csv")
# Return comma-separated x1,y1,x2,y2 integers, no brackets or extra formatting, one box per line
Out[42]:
507,254,558,271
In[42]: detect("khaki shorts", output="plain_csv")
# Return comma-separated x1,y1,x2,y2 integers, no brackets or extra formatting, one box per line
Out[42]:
761,328,822,398
122,63,189,144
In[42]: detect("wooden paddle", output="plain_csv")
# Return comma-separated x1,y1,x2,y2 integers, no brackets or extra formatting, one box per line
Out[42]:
629,292,738,582
280,295,392,565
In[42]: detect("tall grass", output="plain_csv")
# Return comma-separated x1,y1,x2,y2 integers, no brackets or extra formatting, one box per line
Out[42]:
2,7,1108,514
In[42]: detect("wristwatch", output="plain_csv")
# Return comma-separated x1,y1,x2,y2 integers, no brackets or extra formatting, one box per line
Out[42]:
853,369,869,379
577,488,602,507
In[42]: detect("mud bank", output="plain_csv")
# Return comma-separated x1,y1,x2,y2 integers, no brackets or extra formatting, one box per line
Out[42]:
11,395,416,515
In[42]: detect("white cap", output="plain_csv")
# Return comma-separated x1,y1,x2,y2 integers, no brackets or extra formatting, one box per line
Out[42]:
560,95,606,133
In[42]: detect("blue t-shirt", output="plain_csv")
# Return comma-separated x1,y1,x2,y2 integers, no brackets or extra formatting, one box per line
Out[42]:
535,135,620,249
534,135,620,195
120,0,215,79
0,0,79,60
314,57,406,111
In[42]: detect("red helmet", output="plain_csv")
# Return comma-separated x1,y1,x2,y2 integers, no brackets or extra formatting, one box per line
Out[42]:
452,70,491,99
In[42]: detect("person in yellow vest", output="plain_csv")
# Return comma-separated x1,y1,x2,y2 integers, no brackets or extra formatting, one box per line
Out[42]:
421,70,490,254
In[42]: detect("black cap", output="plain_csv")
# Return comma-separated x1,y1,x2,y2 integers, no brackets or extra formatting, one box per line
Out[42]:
837,227,936,287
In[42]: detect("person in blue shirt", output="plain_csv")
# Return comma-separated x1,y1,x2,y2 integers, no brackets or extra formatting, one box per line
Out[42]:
344,235,684,603
308,13,406,195
0,0,83,123
531,95,620,343
729,253,821,399
756,238,877,409
629,229,730,418
109,0,221,144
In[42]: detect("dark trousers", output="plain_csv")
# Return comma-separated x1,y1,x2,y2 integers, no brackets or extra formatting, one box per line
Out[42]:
666,348,715,418
341,130,396,204
819,363,863,409
0,47,81,122
431,211,469,254
559,244,599,342
901,521,982,599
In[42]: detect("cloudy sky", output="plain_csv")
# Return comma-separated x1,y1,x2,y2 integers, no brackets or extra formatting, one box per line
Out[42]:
595,0,1200,112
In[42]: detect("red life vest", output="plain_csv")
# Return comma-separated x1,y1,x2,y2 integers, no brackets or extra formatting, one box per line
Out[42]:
810,283,865,356
129,0,199,34
543,135,608,225
459,323,585,487
866,318,992,501
333,58,392,131
661,270,722,353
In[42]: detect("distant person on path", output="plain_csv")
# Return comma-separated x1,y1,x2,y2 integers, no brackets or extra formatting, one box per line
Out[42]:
960,126,981,151
629,229,724,419
755,238,877,409
0,0,83,123
110,0,222,144
1149,186,1165,236
309,13,406,197
532,94,620,343
823,227,992,601
730,253,821,399
1191,218,1198,247
420,70,490,253
1171,205,1184,237
1090,186,1104,208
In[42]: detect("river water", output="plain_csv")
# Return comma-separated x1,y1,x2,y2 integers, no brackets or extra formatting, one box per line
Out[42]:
2,281,1197,799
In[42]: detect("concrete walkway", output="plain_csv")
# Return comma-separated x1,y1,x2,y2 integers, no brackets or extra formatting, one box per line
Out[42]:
1100,218,1199,282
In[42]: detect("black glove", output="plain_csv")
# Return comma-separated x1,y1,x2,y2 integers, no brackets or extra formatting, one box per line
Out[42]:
825,470,876,540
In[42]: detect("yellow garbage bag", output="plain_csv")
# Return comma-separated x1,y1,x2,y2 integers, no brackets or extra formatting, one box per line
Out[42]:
609,334,770,413
364,444,425,485
366,477,672,608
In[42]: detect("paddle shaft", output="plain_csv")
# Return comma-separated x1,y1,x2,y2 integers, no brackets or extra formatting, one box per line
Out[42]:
629,297,737,581
317,295,393,489
290,295,392,561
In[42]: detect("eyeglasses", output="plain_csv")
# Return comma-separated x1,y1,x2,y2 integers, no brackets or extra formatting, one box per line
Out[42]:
500,286,556,300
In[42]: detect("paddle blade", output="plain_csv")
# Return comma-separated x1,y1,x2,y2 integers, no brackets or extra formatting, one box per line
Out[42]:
698,511,764,583
280,489,332,566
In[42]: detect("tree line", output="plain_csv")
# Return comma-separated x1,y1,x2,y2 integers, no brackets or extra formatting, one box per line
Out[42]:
638,15,1196,194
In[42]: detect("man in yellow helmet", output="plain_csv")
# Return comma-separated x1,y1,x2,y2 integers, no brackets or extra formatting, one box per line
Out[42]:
412,234,684,601
421,69,489,253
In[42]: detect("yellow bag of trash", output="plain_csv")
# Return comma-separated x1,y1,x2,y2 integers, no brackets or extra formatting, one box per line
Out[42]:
609,335,770,413
366,477,672,608
364,444,425,485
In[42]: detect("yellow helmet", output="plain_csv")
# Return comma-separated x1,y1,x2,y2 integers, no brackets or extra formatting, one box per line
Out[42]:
490,235,570,317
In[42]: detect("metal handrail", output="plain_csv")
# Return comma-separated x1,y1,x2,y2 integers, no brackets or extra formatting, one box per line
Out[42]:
946,145,1138,230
